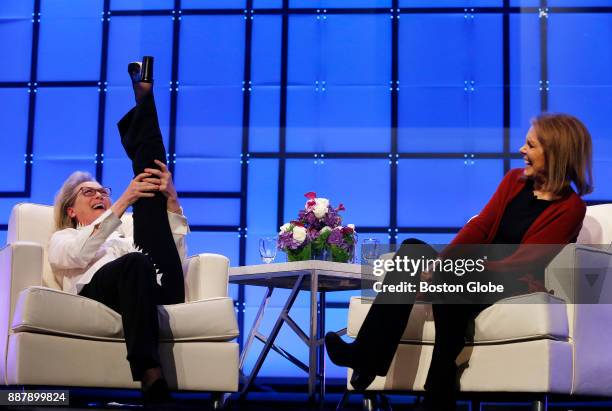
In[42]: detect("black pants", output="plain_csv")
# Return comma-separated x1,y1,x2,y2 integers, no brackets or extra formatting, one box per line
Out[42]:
354,239,488,409
79,94,184,381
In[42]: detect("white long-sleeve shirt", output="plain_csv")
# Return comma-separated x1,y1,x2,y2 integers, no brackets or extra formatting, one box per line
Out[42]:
48,209,189,295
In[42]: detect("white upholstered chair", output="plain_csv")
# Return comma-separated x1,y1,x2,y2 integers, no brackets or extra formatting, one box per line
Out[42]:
0,203,239,408
343,203,612,410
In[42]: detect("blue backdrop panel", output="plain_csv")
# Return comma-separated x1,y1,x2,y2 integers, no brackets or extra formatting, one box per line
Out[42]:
246,159,279,262
187,231,240,266
549,13,612,86
288,15,320,85
320,87,390,152
510,13,540,87
548,13,612,201
548,87,612,201
398,13,503,153
179,15,245,86
37,0,102,81
287,86,390,152
100,158,133,197
0,231,6,245
397,159,503,227
103,87,171,160
34,87,98,159
510,0,538,5
286,87,318,151
180,197,241,226
31,159,96,205
399,87,503,153
0,10,32,81
111,0,174,10
252,15,282,85
399,14,502,86
400,0,501,5
322,15,390,86
107,16,173,87
0,0,33,16
283,159,390,227
292,0,391,7
549,0,612,5
510,87,539,154
175,86,243,157
182,0,245,8
249,87,280,152
173,158,241,192
0,88,28,191
254,0,283,7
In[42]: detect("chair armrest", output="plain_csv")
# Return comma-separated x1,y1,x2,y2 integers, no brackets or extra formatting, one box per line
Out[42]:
546,244,612,395
0,241,44,385
183,253,230,302
546,243,612,304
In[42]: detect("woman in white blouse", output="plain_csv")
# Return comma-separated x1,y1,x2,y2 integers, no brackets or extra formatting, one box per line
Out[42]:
48,57,183,406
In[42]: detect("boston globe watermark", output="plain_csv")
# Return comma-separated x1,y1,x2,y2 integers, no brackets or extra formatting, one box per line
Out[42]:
360,243,612,305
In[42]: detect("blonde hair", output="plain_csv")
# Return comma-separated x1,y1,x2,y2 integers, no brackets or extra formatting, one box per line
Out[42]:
54,171,96,230
531,113,594,196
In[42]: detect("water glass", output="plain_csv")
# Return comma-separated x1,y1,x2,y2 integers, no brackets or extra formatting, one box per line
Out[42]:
361,238,380,265
259,237,278,264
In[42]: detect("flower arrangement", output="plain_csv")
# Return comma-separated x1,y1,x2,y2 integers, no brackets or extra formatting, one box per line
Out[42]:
278,192,357,262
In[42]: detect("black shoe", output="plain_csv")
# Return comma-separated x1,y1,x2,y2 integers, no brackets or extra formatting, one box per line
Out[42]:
142,378,175,409
325,331,356,368
416,394,456,411
128,56,154,103
128,56,154,84
349,369,376,391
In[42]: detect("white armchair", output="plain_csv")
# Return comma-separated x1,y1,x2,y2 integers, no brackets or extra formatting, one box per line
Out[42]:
343,204,612,410
0,203,239,406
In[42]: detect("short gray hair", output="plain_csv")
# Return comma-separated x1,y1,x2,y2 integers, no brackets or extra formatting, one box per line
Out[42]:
54,171,96,230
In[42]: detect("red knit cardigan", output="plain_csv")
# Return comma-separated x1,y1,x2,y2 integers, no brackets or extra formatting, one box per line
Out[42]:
446,168,586,292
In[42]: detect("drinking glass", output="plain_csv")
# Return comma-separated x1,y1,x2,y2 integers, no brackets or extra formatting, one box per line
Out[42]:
361,238,380,265
259,237,278,264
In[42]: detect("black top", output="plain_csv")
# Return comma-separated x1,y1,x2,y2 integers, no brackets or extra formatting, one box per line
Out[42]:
492,178,552,245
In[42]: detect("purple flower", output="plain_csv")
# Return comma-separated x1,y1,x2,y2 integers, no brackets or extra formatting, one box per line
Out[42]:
327,229,344,246
305,211,318,226
278,231,302,250
308,228,320,241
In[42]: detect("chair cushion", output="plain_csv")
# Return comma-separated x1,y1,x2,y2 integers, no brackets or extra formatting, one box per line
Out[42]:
347,292,569,344
11,287,239,342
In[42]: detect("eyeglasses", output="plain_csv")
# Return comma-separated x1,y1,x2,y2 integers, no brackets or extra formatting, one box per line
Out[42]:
77,186,112,198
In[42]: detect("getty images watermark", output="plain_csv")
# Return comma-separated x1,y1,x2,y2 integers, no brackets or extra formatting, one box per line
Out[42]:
359,243,611,305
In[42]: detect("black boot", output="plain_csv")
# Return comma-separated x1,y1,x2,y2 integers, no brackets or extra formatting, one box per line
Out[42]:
128,56,154,104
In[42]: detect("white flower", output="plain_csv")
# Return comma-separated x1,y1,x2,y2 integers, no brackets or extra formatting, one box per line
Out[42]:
292,226,307,244
280,223,291,232
347,224,355,230
320,226,332,234
313,198,330,219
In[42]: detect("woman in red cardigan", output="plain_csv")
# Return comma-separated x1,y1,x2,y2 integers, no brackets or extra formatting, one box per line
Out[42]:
325,113,594,411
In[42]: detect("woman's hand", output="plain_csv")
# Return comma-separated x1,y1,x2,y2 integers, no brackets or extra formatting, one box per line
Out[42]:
144,160,181,213
420,270,433,283
111,172,158,218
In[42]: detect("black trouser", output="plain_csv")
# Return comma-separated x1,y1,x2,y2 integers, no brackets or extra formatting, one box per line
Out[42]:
79,94,184,381
354,239,488,410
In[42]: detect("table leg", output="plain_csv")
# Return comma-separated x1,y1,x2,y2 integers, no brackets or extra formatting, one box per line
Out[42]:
239,275,305,399
318,291,326,403
308,270,319,402
239,286,274,370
